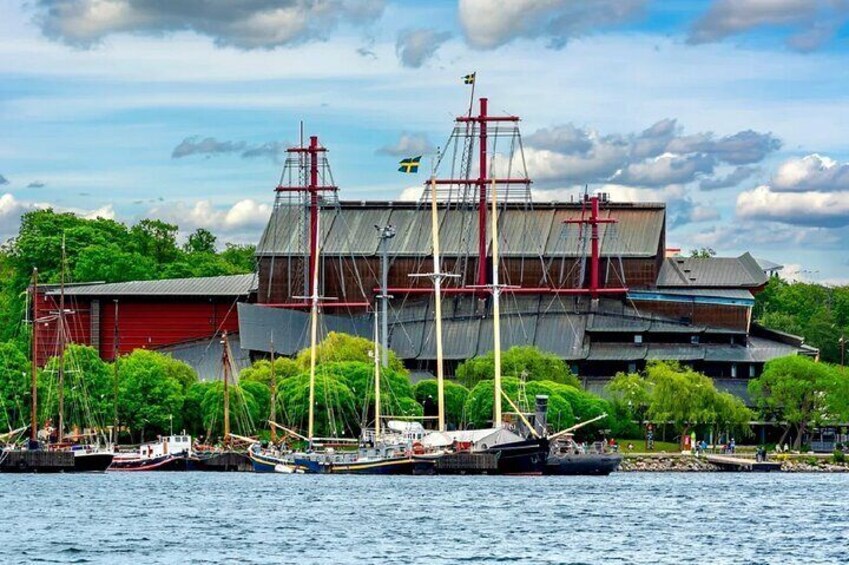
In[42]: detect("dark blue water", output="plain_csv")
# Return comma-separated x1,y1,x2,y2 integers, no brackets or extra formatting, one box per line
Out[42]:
0,473,846,564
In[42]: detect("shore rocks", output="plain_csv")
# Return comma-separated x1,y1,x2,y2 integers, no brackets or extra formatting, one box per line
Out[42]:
620,454,849,472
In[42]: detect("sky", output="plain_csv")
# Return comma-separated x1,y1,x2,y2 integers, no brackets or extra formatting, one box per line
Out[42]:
2,0,849,283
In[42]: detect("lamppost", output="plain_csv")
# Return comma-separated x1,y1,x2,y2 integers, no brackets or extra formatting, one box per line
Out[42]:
374,224,396,368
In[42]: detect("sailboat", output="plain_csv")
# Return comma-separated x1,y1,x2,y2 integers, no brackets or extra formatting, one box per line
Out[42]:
191,331,252,471
51,238,114,472
415,175,549,475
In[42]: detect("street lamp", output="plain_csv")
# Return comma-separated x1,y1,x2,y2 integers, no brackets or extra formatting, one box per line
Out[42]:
374,224,396,368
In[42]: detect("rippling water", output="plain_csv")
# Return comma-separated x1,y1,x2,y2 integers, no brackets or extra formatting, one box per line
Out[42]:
1,473,846,564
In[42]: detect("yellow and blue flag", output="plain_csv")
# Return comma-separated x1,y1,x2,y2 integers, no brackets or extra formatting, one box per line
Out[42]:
463,72,476,85
398,156,421,173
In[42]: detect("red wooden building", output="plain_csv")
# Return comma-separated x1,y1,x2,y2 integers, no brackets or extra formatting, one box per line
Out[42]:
33,274,254,366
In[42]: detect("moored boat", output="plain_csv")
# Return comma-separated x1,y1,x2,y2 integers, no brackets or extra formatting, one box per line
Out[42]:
109,435,192,471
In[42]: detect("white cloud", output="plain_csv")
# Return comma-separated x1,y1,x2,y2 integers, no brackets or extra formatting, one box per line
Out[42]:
689,0,849,52
458,0,646,49
520,120,779,188
147,198,272,235
377,132,435,157
395,28,451,68
771,154,849,192
0,192,115,240
737,185,849,227
35,0,386,49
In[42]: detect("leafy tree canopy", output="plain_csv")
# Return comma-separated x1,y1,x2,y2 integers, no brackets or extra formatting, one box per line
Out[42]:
294,332,406,374
414,379,469,428
455,346,580,389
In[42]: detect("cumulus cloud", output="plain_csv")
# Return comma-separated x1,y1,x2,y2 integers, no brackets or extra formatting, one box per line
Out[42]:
171,136,285,160
395,28,451,68
458,0,646,49
699,166,758,191
35,0,386,49
771,154,849,192
737,185,849,227
689,0,849,52
0,175,8,186
148,198,272,235
27,181,47,189
0,193,115,241
377,132,435,157
521,119,779,189
0,193,36,240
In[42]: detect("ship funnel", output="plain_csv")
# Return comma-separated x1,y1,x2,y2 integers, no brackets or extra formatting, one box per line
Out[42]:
534,395,549,436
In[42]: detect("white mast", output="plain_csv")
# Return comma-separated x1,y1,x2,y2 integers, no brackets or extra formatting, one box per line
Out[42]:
373,312,381,443
307,212,321,444
490,176,502,428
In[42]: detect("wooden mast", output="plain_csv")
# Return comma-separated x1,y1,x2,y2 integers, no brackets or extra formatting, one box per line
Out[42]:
269,333,277,443
373,312,381,443
307,211,321,444
490,177,502,428
222,330,231,447
30,268,38,444
57,234,66,443
430,177,447,433
112,299,119,445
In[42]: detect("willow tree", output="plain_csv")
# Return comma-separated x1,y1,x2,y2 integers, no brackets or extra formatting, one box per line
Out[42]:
748,355,847,448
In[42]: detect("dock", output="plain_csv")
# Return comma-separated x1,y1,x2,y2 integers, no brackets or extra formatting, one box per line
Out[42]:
435,452,499,474
706,454,782,472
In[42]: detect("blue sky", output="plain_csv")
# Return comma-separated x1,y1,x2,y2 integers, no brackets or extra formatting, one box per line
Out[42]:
2,0,849,282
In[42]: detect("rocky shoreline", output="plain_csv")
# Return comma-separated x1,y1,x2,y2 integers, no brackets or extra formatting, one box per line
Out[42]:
620,454,849,473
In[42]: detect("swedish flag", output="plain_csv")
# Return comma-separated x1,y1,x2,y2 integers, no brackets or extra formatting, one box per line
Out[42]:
398,156,421,173
463,72,476,85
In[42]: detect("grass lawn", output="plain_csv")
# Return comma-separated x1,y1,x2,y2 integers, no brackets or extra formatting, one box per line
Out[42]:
614,438,681,454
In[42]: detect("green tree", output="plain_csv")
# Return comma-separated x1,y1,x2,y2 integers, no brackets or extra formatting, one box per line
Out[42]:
463,377,597,435
199,381,262,440
73,244,157,283
117,350,192,441
277,369,360,439
129,219,179,265
294,332,406,374
183,381,215,438
748,355,846,448
455,345,580,389
612,361,752,447
414,379,469,428
0,340,31,432
240,357,300,387
39,344,112,434
220,243,256,272
689,247,716,258
184,228,217,254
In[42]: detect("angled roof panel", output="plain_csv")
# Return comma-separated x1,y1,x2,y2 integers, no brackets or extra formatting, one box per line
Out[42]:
657,253,768,288
52,274,256,297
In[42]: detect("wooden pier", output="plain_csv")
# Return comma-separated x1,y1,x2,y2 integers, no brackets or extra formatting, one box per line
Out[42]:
706,454,782,472
0,450,75,473
435,452,499,474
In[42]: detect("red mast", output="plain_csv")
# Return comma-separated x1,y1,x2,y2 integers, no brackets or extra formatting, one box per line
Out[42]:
453,98,528,286
564,193,620,298
270,135,369,309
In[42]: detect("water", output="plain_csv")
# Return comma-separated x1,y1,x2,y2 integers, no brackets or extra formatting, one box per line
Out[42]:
1,473,846,564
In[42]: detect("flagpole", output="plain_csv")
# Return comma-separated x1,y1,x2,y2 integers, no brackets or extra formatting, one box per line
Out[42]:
467,71,476,119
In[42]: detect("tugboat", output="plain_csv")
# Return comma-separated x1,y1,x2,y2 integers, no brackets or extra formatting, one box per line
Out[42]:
109,434,193,471
543,413,622,476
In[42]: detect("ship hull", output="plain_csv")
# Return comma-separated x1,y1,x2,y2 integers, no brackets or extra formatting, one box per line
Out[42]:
109,453,191,471
544,453,622,476
72,451,114,473
482,438,549,475
294,455,434,475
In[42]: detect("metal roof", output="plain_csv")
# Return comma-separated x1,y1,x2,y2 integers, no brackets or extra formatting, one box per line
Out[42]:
48,274,256,297
256,201,665,258
155,333,251,382
237,294,809,367
656,253,768,288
